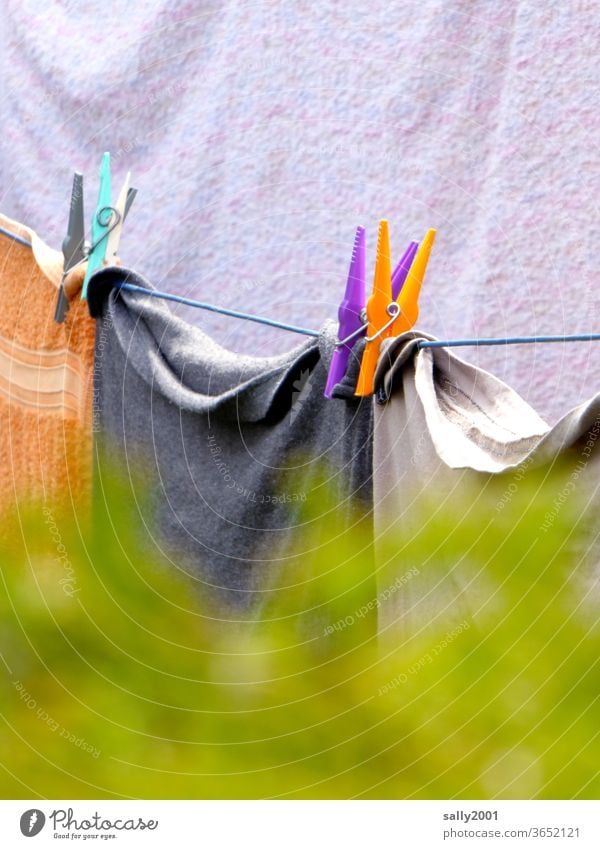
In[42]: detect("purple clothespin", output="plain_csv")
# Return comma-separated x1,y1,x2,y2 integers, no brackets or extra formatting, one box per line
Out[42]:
324,226,366,398
392,240,419,301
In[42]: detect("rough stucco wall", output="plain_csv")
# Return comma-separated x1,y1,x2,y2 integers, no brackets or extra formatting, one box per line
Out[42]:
0,0,597,422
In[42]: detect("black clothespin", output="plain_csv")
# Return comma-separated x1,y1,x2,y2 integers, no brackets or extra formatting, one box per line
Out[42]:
54,172,86,323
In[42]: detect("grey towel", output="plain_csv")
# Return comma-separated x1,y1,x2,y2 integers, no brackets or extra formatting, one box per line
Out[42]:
90,268,374,612
373,331,600,642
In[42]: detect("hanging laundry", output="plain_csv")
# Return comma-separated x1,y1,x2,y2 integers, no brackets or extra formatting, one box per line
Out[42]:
88,268,374,613
372,330,600,642
0,214,96,512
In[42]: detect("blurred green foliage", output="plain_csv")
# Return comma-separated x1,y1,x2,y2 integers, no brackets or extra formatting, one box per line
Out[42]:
0,462,598,799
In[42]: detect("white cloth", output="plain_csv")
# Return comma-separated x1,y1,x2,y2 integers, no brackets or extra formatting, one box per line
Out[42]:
374,332,600,641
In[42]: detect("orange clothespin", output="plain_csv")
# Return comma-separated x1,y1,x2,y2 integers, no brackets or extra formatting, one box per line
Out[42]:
355,219,395,397
391,228,436,336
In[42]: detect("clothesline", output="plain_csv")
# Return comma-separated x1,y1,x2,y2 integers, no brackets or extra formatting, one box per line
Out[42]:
0,225,33,249
2,224,600,350
114,281,322,338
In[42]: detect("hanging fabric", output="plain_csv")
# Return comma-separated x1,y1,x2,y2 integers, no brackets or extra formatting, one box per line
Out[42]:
89,266,374,612
373,330,600,642
0,213,95,511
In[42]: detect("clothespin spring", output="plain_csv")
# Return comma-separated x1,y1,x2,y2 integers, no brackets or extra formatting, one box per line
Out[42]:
82,191,136,267
365,302,400,342
335,321,369,348
334,302,400,349
87,205,123,255
63,206,122,275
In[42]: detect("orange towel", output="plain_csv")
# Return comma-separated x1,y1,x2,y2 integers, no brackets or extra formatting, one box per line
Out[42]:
0,213,96,514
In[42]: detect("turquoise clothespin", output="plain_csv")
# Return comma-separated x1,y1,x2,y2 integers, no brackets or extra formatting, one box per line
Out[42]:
81,152,112,299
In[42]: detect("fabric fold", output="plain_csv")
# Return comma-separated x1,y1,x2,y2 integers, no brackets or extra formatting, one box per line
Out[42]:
90,266,338,421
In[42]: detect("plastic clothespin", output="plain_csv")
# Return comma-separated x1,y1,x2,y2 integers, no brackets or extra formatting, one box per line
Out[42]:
324,226,366,398
391,228,436,336
104,171,132,263
391,240,419,301
81,152,112,300
355,219,394,397
54,172,86,323
324,234,420,398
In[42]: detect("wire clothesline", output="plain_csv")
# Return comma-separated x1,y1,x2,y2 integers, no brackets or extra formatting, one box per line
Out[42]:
113,281,322,338
0,225,33,249
2,223,600,350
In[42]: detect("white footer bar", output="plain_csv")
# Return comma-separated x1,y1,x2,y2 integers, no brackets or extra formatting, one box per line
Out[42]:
0,800,598,848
